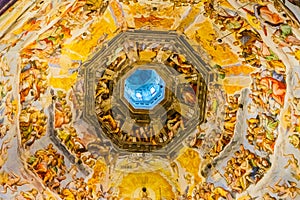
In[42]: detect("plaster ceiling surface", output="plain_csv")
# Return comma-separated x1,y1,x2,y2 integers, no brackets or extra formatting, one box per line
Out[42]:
0,0,300,200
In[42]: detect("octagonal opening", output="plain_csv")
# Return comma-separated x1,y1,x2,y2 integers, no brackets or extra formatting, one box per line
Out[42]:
124,69,165,109
85,30,210,154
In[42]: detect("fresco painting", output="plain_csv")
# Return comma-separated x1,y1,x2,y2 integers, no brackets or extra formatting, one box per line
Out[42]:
0,0,300,199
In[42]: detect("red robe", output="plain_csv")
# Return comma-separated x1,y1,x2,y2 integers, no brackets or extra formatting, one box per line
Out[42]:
260,77,286,106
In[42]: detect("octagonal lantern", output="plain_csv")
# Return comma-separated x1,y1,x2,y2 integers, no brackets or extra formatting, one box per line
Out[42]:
80,30,213,157
124,69,165,110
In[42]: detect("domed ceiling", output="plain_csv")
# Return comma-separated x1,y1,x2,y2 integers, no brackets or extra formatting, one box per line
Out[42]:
0,0,300,199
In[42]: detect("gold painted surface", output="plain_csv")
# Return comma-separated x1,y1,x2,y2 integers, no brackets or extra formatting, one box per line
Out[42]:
295,49,300,61
62,9,119,61
176,5,201,32
139,50,157,61
118,172,175,200
134,15,175,29
223,65,257,76
176,148,202,184
49,72,78,90
88,159,107,193
187,20,239,65
223,76,252,94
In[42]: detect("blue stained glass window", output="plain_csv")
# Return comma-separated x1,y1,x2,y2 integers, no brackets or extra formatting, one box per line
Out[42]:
124,69,165,109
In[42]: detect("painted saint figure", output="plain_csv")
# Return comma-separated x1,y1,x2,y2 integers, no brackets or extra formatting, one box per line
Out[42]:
140,187,152,200
260,77,286,106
